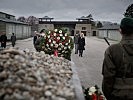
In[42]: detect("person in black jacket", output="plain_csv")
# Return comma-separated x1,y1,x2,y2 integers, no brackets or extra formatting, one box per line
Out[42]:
0,34,7,48
33,31,38,45
78,33,85,57
11,33,16,47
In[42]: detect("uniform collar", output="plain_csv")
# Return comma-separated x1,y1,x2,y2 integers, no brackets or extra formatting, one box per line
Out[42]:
121,35,133,44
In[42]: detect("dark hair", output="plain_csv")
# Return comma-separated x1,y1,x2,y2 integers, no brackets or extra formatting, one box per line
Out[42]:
40,29,45,33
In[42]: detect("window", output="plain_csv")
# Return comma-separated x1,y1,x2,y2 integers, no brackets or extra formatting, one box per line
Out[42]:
82,27,86,30
6,14,10,19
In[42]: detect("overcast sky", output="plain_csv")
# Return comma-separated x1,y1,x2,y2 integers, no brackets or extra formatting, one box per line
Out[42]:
0,0,132,23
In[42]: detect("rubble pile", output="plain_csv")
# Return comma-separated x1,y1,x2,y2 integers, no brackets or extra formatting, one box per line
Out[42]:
0,48,75,100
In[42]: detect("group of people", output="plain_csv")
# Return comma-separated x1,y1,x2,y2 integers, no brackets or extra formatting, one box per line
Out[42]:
74,32,85,57
0,33,16,48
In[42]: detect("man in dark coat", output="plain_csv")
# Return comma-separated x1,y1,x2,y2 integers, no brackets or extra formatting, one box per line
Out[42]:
11,33,16,47
102,17,133,100
0,34,7,48
74,33,80,54
78,33,85,57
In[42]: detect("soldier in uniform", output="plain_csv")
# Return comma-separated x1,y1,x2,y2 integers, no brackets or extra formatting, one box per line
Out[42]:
102,17,133,100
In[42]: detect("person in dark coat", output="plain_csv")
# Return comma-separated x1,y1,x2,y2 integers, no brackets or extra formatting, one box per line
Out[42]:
11,33,16,47
78,33,85,57
102,17,133,100
0,34,7,48
33,31,38,45
74,33,80,54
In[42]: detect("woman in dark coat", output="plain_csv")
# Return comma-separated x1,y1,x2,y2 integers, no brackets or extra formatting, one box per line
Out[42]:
78,33,85,57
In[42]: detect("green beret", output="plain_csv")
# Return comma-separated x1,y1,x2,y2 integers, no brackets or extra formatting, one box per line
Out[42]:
120,17,133,28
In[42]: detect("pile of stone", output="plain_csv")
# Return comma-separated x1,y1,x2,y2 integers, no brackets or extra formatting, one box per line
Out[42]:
0,48,75,100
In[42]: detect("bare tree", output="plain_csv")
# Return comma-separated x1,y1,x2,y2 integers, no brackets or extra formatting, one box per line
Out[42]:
17,16,26,23
26,16,39,25
26,16,39,35
97,21,103,28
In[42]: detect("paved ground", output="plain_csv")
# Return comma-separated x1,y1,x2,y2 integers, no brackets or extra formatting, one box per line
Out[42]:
71,37,117,89
7,36,118,89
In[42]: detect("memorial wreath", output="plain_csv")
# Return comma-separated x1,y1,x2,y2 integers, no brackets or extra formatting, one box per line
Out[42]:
82,85,105,100
38,28,74,60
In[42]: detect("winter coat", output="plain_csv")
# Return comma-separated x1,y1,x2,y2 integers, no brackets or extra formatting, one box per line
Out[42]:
78,37,85,50
11,35,16,46
74,34,79,44
33,35,37,44
0,34,7,48
102,36,133,100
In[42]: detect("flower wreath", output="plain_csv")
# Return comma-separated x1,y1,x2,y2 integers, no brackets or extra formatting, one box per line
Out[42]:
82,85,105,100
39,28,74,60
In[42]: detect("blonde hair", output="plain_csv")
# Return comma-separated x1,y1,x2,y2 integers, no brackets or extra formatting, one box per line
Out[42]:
80,33,84,38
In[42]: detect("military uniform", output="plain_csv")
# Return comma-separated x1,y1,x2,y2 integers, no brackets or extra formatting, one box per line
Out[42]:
102,17,133,100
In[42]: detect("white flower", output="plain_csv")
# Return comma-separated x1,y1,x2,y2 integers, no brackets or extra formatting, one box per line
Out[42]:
65,43,68,45
48,31,51,34
68,46,71,49
60,34,63,37
62,37,65,40
88,92,93,95
89,86,96,93
64,47,67,50
46,44,49,47
65,51,68,53
68,39,71,43
57,37,60,40
62,50,65,53
50,43,53,47
59,30,62,33
58,48,61,50
54,29,58,32
54,33,56,36
59,43,62,45
60,54,64,57
47,35,50,38
61,45,64,48
53,41,56,44
49,39,51,42
48,48,51,50
65,33,68,36
55,44,58,48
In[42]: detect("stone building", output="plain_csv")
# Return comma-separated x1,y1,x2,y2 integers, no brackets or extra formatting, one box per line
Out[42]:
38,16,92,36
0,12,31,40
98,24,121,41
